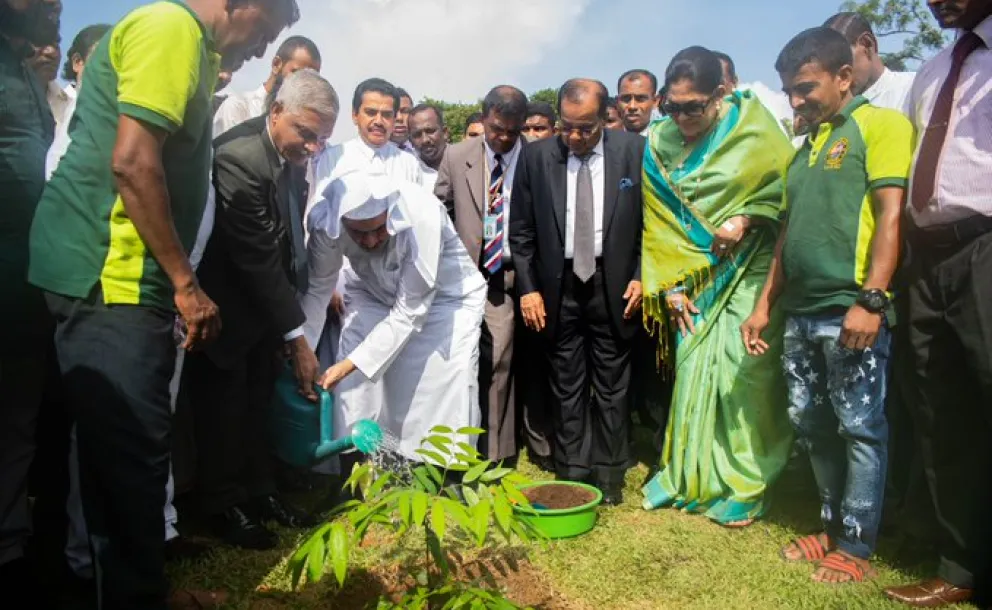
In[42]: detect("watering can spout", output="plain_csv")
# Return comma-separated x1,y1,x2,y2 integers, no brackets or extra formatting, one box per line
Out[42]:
314,418,384,459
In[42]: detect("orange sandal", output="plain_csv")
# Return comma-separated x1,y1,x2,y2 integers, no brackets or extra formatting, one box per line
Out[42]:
813,551,876,584
781,533,831,563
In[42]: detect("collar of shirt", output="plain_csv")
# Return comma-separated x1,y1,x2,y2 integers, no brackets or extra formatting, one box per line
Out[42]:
484,137,522,173
968,13,992,47
569,133,605,161
862,68,894,102
47,80,70,104
354,136,395,162
265,119,286,167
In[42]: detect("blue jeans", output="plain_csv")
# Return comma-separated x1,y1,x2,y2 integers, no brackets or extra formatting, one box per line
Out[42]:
783,314,890,559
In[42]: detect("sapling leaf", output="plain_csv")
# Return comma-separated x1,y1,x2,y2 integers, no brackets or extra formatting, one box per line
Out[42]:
329,522,349,587
431,499,447,541
464,460,491,484
412,491,429,526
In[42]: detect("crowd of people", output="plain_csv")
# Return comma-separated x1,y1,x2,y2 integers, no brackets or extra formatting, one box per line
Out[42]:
1,0,991,608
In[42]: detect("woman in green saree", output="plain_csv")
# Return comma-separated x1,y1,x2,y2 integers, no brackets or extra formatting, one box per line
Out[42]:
640,47,795,527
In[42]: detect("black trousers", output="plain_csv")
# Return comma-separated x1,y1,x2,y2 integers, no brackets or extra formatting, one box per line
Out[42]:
0,303,50,569
46,291,174,610
907,227,992,592
549,265,632,487
185,340,278,515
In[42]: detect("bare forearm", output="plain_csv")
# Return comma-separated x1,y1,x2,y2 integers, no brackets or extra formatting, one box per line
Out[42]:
755,226,787,312
114,162,196,291
863,193,902,292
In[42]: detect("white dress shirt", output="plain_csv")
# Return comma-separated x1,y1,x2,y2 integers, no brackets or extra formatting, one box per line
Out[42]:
564,136,605,259
45,83,77,179
907,15,992,227
420,162,439,193
47,81,73,131
863,68,916,113
213,84,267,137
483,138,522,260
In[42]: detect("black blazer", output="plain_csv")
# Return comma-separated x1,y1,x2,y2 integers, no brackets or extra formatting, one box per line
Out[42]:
509,129,645,341
197,115,307,369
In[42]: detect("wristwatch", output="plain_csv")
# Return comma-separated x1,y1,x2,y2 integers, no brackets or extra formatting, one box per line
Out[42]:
856,288,889,314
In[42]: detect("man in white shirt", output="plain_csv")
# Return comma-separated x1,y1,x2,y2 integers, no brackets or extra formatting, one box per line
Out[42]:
617,69,660,136
825,12,916,112
213,35,321,136
390,87,416,154
408,103,448,192
310,78,423,206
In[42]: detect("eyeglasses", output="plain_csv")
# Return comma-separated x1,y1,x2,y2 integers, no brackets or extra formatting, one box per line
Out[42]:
559,122,600,137
661,94,717,118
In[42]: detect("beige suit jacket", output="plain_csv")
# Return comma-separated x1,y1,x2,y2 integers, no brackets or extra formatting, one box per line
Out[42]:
434,137,489,265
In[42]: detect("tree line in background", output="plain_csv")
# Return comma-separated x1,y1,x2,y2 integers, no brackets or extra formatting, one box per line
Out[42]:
425,1,946,139
423,88,557,143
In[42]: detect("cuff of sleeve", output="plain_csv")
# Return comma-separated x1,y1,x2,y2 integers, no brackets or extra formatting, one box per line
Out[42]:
118,102,181,133
869,177,908,190
348,347,379,383
283,326,305,342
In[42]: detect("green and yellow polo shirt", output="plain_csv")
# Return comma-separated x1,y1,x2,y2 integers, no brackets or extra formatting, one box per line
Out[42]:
779,96,913,316
29,0,220,310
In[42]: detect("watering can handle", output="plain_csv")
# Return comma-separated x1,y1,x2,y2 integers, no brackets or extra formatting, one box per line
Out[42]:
318,386,333,446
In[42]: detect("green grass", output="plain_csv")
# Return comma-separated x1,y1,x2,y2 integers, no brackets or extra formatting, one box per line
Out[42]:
168,452,963,610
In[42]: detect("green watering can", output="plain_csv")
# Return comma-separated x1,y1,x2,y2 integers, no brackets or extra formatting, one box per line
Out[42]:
270,365,383,468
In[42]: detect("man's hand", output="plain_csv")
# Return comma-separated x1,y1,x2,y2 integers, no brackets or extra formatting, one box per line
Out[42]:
320,358,356,391
328,291,345,320
174,280,221,351
520,292,546,332
288,336,319,402
840,304,882,351
623,280,643,320
741,308,771,356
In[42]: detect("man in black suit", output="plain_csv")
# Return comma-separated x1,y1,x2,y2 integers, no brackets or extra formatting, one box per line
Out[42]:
510,78,644,505
183,69,339,549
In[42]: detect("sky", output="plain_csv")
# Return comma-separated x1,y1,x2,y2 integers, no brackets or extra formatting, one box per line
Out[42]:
58,0,913,142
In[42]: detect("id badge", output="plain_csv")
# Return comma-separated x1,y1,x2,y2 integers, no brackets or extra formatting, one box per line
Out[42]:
484,215,499,240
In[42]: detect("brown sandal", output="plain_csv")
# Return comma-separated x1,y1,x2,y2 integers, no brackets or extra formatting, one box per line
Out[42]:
781,533,830,562
813,551,876,584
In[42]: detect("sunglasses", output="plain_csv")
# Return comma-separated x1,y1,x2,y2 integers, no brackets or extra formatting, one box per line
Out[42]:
661,94,718,118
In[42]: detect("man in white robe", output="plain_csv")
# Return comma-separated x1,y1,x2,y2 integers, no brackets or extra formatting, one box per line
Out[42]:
301,171,486,463
213,35,321,137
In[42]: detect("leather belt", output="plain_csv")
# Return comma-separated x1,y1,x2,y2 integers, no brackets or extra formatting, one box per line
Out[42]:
909,215,992,249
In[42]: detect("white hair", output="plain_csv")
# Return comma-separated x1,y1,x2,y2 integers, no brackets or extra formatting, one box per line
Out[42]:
273,68,340,122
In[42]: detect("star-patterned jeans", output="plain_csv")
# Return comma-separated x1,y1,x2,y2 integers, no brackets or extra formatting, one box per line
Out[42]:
782,314,891,559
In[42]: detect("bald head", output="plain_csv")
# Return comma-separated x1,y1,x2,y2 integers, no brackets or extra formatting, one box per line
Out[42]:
557,78,609,119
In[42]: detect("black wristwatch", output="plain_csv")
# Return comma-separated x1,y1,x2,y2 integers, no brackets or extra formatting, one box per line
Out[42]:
856,288,889,314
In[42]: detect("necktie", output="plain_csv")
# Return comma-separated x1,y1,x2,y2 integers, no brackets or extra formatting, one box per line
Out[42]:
573,154,595,283
911,31,984,211
283,165,308,292
483,154,504,274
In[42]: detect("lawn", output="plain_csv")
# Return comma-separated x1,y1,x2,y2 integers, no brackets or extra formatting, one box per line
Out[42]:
168,451,962,610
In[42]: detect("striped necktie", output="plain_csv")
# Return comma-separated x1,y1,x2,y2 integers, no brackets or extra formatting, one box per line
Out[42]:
483,153,504,274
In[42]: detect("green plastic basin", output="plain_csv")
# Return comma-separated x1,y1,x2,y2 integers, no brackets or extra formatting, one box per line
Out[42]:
512,481,602,539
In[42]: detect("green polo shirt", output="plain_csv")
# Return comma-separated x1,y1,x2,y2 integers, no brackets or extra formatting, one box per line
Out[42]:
779,96,913,316
29,0,220,309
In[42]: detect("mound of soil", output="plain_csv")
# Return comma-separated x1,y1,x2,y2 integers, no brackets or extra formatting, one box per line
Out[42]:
523,484,597,510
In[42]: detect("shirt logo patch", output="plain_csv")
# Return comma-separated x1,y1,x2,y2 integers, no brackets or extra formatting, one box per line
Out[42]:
824,138,849,170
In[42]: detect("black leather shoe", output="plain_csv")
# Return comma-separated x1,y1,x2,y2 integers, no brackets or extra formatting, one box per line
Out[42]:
164,536,212,563
209,506,277,550
254,494,318,528
599,484,624,507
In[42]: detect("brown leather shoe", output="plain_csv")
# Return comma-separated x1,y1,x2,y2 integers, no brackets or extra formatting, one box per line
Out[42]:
168,588,229,609
884,578,973,607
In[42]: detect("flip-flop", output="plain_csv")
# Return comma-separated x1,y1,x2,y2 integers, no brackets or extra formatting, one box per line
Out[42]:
813,551,876,584
780,534,830,562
